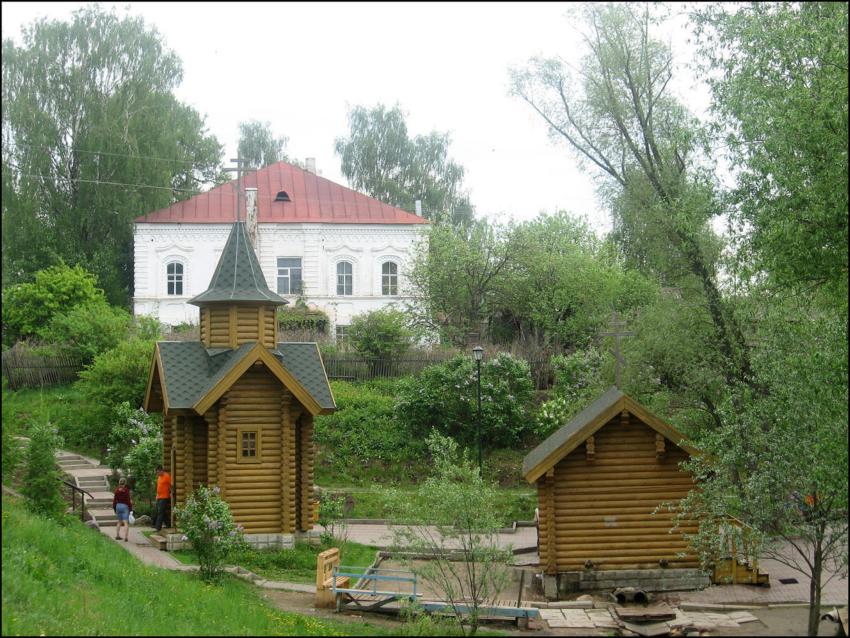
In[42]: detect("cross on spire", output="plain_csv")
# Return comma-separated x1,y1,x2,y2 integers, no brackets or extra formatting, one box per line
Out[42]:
223,157,255,222
599,306,635,388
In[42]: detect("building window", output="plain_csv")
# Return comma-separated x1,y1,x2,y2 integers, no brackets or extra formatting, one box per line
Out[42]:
166,262,183,296
335,325,350,344
382,261,398,296
336,261,353,296
237,429,261,464
277,257,302,295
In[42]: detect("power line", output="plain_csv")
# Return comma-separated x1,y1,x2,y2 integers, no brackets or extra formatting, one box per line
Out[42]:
7,141,209,167
17,173,204,194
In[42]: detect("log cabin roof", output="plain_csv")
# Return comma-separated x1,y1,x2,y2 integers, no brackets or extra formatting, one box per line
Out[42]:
522,386,697,483
187,221,288,306
145,340,335,416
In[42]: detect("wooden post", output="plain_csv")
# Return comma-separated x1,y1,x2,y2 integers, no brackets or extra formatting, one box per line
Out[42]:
257,306,265,345
172,416,182,506
206,406,218,486
545,468,557,575
298,412,314,532
281,392,296,533
229,305,237,348
218,397,228,499
184,416,194,499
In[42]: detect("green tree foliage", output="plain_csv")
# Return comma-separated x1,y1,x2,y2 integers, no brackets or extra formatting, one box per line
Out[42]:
409,219,515,345
395,353,534,449
348,307,413,361
386,432,513,636
1,263,105,346
511,4,753,392
313,381,423,475
40,301,132,365
680,298,848,636
495,212,658,348
693,2,849,305
334,104,473,225
75,338,157,453
2,6,223,303
176,485,248,583
237,120,290,169
21,421,65,519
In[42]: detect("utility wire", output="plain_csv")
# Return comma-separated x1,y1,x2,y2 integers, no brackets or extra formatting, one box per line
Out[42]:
7,141,207,167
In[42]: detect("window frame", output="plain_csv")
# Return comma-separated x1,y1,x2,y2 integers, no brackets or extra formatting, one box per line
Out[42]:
236,427,262,464
276,257,303,296
381,261,399,296
335,324,350,345
336,260,353,296
166,261,184,296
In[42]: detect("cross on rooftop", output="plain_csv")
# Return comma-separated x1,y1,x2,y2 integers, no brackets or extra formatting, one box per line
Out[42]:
223,157,255,222
599,307,635,388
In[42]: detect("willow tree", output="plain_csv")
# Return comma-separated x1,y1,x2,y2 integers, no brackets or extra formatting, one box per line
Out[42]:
2,6,223,304
511,3,753,405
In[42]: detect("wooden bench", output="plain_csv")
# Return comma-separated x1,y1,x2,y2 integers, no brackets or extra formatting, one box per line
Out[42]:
315,548,349,608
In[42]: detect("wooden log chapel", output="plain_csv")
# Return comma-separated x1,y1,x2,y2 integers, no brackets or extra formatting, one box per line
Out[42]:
523,387,700,575
143,221,335,544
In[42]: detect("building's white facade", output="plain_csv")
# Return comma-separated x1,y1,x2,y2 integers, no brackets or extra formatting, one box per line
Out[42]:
133,221,425,333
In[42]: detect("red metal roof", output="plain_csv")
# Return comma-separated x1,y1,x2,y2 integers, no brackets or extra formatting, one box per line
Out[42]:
135,161,429,225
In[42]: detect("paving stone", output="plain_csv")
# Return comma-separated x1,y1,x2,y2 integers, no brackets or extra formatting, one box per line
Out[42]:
728,611,759,623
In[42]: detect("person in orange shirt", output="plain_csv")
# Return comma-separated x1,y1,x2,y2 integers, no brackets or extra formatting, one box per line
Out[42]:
154,466,172,531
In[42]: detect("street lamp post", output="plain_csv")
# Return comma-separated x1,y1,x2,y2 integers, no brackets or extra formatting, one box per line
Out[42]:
472,346,484,477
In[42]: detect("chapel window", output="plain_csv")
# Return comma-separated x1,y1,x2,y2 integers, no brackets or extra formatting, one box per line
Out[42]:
238,429,260,463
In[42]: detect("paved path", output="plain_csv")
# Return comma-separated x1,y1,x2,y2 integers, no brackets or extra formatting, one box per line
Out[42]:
343,522,539,553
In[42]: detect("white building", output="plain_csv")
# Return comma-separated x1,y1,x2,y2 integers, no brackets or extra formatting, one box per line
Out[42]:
133,160,428,338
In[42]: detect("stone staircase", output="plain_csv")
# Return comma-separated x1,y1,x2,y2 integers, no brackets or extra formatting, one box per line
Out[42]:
56,452,118,527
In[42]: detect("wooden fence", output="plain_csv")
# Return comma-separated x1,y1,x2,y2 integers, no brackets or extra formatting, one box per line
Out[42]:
322,352,554,390
2,343,555,391
1,345,85,391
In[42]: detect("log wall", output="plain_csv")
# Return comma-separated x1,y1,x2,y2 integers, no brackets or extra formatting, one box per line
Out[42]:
201,304,277,348
192,417,208,492
220,365,284,534
537,412,698,571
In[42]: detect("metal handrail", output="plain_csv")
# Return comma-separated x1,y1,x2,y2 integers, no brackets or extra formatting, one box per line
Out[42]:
61,479,94,522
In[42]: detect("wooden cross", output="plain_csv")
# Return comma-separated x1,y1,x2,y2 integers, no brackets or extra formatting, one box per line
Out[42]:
223,157,255,222
599,307,635,388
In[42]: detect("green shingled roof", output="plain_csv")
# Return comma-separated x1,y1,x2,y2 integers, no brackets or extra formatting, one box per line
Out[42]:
188,222,288,306
273,343,335,411
153,340,334,413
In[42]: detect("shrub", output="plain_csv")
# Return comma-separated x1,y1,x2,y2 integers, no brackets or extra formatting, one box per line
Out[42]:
131,315,163,341
176,485,248,582
317,493,348,545
314,381,424,472
2,380,22,482
41,301,132,364
104,402,162,472
1,262,105,345
395,352,535,448
124,435,163,511
348,307,413,361
75,338,157,453
22,421,66,519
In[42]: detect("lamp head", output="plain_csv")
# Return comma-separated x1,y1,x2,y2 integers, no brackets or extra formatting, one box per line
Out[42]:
472,346,484,361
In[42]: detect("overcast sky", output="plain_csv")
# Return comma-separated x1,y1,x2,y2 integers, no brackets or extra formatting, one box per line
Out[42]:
2,2,707,233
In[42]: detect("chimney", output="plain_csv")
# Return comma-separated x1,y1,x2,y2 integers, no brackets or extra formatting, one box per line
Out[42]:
415,200,423,217
245,187,259,250
305,157,317,174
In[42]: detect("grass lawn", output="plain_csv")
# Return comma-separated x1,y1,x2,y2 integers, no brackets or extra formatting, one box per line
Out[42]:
170,539,380,585
1,495,392,636
3,383,99,458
